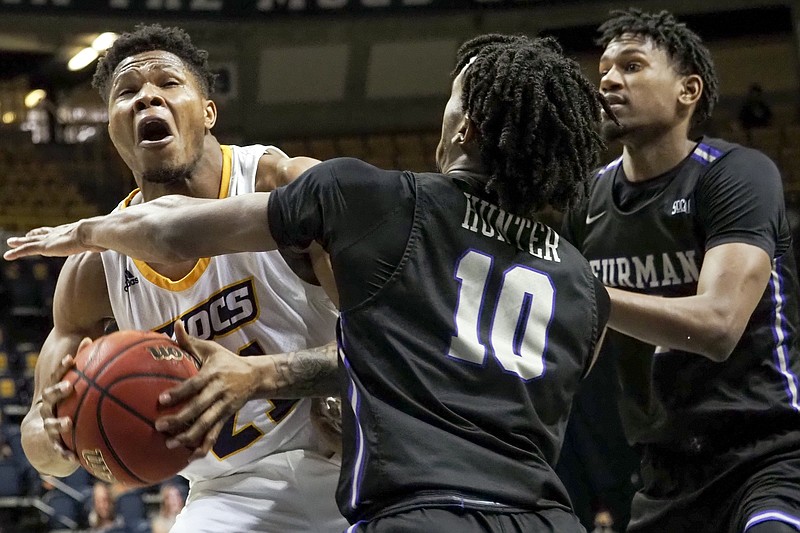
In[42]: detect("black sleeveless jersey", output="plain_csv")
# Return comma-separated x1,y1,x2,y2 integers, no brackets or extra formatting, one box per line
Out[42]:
268,158,609,523
564,138,800,451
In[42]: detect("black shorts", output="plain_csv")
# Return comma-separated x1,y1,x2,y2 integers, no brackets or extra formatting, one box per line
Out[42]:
628,429,800,533
347,506,585,533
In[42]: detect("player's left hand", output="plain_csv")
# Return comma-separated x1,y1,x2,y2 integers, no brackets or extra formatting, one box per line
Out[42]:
4,222,106,260
155,321,261,460
310,396,343,457
40,339,93,464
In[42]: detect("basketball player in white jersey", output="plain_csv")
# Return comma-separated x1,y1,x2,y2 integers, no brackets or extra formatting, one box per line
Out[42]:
19,24,347,532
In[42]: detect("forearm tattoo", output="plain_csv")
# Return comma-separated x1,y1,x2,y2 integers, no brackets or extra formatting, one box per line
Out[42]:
273,341,339,397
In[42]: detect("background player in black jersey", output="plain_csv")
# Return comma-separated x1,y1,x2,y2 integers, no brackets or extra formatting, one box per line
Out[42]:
562,9,800,533
7,34,611,532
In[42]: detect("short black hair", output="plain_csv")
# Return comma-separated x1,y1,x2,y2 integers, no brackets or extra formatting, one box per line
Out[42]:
596,8,718,125
92,24,216,102
453,34,610,215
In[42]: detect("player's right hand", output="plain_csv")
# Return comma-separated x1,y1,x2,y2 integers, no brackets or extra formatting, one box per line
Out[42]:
4,221,106,261
155,321,257,460
40,340,90,464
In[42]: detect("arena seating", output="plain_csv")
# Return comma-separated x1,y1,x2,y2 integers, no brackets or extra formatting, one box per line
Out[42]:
721,124,800,190
0,139,100,232
281,130,439,172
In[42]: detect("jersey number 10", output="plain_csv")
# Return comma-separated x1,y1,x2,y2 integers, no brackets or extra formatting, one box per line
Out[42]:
448,250,554,380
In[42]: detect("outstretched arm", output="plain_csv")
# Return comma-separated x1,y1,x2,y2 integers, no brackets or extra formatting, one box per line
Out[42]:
5,192,277,263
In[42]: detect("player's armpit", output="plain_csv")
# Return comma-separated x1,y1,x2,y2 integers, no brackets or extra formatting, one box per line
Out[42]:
278,241,339,307
309,243,339,308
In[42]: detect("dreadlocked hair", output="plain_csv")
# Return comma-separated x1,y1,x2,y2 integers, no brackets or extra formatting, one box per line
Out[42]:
92,23,216,102
596,8,718,125
454,34,611,215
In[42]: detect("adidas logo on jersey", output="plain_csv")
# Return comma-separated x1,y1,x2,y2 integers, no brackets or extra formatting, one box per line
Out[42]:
123,269,140,292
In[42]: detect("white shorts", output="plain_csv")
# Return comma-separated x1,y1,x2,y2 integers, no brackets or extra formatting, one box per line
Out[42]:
170,449,347,533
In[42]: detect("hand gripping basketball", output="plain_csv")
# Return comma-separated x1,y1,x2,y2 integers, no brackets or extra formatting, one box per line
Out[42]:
55,330,200,487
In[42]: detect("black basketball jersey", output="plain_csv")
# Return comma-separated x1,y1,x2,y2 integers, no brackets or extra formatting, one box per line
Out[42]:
564,138,800,451
268,158,608,523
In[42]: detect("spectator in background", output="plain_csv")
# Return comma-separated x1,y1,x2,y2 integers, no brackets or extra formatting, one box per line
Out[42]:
87,482,125,533
739,83,773,132
0,411,11,460
151,483,185,533
591,508,619,533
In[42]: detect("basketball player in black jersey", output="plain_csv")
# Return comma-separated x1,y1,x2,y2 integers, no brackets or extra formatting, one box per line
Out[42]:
8,35,611,532
562,9,800,533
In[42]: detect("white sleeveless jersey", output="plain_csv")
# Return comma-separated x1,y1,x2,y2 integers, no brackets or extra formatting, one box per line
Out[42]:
100,144,338,483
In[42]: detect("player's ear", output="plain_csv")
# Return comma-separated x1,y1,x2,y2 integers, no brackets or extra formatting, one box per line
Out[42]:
459,115,478,146
204,99,217,130
679,74,703,107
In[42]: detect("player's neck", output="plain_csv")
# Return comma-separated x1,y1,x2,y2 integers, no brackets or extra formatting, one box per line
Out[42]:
621,128,696,183
443,153,487,182
139,136,224,202
137,135,223,276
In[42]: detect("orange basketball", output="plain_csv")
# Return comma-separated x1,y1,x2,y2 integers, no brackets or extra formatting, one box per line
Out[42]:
56,330,200,487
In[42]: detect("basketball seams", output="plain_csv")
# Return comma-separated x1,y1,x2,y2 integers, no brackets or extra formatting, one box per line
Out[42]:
59,331,196,487
81,371,188,425
96,375,188,485
88,335,172,382
96,397,148,485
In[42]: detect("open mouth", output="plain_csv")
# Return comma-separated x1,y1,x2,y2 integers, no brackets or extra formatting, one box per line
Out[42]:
137,117,174,146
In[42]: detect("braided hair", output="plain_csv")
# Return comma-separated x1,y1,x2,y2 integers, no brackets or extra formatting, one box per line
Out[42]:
596,8,718,125
453,34,611,215
93,23,216,103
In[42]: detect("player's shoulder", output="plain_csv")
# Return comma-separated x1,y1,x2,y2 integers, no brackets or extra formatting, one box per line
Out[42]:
62,251,106,281
59,253,109,300
231,143,282,160
54,252,112,326
312,158,407,188
592,155,623,182
577,156,621,211
318,157,388,174
585,156,622,202
698,136,776,170
693,137,781,195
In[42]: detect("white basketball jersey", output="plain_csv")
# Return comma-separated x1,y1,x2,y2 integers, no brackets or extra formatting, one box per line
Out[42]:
100,144,338,483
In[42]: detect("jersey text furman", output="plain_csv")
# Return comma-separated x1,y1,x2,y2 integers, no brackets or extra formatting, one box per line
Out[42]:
589,250,700,289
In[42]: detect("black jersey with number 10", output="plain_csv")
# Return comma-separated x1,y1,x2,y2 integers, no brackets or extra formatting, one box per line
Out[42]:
268,158,609,523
